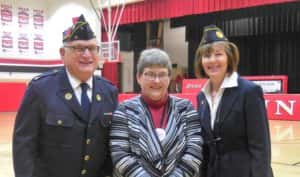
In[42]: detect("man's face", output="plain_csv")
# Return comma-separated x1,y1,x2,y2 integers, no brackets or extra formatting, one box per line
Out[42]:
60,39,99,82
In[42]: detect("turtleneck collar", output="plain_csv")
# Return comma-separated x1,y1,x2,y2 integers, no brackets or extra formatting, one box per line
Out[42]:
141,93,169,108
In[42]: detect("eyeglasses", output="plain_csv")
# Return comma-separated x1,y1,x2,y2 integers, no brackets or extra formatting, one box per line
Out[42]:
64,45,100,55
143,71,169,81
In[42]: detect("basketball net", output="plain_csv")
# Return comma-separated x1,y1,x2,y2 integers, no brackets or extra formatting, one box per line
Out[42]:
91,0,126,61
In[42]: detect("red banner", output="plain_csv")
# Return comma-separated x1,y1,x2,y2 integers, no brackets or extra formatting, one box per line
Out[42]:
182,79,207,94
243,75,288,93
264,94,300,121
182,75,288,94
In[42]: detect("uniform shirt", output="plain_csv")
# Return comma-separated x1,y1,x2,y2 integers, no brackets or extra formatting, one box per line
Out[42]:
66,69,93,104
202,72,238,129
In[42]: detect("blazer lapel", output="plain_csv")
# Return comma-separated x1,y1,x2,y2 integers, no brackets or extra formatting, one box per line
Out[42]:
57,69,86,121
217,87,239,125
198,93,213,136
89,77,105,123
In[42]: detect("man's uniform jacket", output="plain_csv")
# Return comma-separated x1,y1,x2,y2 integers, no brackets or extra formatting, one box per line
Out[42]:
13,68,118,177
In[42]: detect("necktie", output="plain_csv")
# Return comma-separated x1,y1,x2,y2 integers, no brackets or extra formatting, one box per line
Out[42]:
80,83,91,120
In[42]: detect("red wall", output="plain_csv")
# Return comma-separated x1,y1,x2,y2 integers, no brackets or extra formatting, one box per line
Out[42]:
1,83,300,121
119,93,300,121
0,82,27,112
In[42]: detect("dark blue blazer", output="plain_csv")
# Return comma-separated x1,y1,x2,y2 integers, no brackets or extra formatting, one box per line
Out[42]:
13,68,118,177
197,77,273,177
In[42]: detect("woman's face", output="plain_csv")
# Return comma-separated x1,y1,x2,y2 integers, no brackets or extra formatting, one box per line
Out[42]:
201,43,228,81
137,65,170,101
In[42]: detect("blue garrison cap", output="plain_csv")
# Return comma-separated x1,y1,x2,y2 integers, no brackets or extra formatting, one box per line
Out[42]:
199,24,228,46
63,14,95,42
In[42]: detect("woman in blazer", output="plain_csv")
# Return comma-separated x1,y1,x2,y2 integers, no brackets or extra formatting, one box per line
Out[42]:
110,48,203,177
194,25,273,177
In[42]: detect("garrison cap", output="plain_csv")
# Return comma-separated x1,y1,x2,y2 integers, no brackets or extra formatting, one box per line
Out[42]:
199,24,228,46
62,14,96,42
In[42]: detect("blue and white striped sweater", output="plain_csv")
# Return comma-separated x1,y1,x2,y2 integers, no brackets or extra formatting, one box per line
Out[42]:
110,95,203,177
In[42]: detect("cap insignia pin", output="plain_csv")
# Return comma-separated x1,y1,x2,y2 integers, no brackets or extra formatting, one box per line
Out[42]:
216,31,224,39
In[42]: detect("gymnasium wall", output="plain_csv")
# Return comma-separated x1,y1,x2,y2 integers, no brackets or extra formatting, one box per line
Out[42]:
0,0,100,80
1,83,299,121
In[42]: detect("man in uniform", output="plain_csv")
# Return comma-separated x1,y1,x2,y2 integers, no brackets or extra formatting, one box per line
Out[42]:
13,14,118,177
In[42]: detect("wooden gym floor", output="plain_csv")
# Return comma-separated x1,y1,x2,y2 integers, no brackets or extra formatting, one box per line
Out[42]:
1,112,300,177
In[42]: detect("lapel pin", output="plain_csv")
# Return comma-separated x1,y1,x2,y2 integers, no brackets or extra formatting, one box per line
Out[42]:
96,94,101,101
201,100,205,105
104,112,113,116
65,93,72,100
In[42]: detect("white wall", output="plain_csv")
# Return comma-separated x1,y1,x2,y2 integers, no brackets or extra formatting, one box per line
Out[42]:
118,20,188,92
0,0,100,60
45,0,101,59
0,0,45,59
120,51,134,92
163,20,188,68
0,0,100,80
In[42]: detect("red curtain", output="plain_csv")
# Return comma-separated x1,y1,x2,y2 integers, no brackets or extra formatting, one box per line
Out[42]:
103,0,297,25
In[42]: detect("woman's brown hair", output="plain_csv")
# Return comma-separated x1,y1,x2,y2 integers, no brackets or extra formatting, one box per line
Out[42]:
194,41,240,78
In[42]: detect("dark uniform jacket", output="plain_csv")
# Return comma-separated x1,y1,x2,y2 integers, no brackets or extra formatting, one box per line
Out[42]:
13,68,118,177
197,77,273,177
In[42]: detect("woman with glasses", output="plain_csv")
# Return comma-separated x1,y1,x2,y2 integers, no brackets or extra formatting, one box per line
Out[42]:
110,48,203,177
195,25,273,177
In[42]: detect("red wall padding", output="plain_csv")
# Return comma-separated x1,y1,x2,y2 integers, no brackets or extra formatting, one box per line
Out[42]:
102,61,120,90
0,82,27,112
1,82,299,121
119,93,300,121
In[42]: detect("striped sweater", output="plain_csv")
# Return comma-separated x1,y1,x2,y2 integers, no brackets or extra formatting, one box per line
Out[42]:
110,95,203,177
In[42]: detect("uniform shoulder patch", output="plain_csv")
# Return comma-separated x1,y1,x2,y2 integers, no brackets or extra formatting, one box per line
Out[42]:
32,69,59,81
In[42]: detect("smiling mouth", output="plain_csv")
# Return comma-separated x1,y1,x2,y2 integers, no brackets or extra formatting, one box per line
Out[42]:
79,61,93,65
150,86,163,90
208,65,220,71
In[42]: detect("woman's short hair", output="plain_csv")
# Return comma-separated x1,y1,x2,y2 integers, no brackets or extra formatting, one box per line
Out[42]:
194,41,240,78
137,48,172,76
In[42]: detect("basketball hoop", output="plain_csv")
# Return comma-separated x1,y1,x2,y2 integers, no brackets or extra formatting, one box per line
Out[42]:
90,0,126,61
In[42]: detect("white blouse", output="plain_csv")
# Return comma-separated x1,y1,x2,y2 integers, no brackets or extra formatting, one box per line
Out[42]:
202,72,238,129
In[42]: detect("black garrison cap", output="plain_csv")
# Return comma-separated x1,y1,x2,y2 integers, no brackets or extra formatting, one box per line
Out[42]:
63,14,96,42
199,24,228,46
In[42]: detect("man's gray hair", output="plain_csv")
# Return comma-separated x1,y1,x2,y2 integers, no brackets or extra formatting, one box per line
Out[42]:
137,48,172,75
